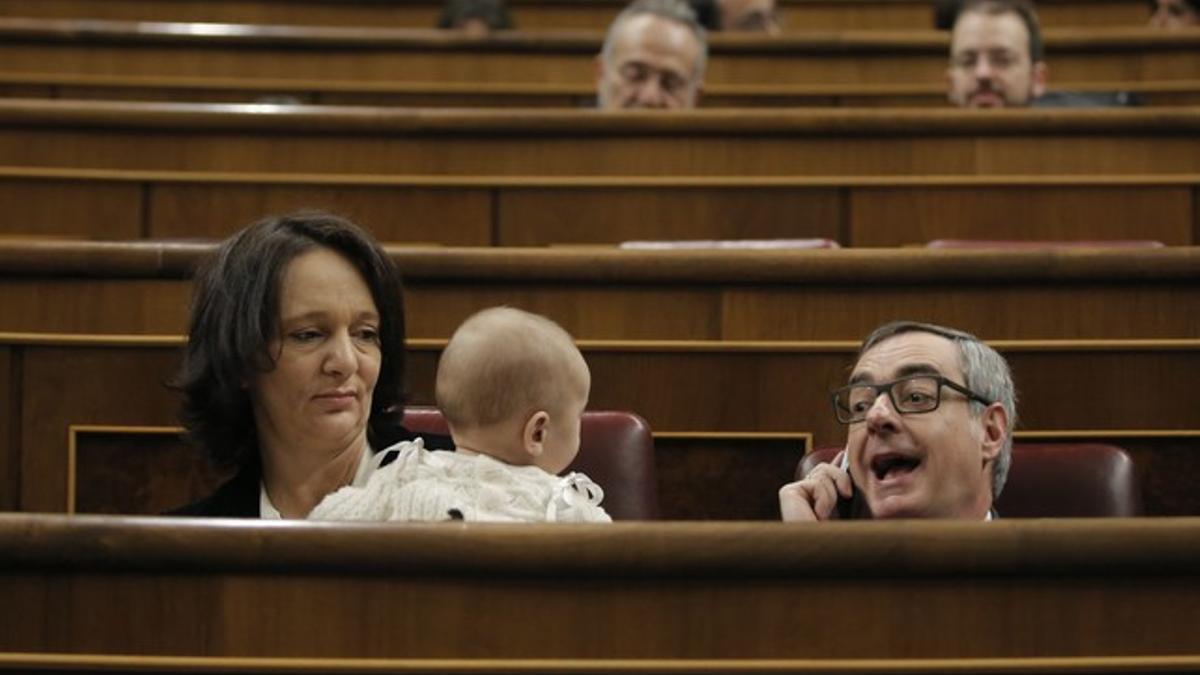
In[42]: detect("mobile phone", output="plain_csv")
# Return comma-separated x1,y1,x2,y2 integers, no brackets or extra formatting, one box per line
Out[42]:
835,452,870,520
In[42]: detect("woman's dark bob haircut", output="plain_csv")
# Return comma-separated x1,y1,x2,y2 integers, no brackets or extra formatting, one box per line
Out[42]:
176,211,406,469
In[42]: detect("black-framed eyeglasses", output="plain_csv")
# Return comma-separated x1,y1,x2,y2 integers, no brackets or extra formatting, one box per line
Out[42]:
830,374,994,424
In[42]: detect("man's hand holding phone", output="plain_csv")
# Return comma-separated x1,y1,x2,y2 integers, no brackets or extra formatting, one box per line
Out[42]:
778,449,856,521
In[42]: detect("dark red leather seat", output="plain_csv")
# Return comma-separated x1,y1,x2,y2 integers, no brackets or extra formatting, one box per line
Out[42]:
402,407,660,520
796,442,1142,517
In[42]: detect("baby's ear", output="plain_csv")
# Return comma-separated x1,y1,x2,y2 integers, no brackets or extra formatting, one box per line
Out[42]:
522,411,550,459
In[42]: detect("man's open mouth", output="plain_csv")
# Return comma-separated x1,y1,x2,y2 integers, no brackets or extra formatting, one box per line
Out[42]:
870,453,921,481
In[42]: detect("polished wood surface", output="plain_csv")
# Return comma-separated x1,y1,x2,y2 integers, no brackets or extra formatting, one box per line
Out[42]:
1,515,1199,672
4,101,1200,176
5,335,1198,516
1,19,1197,86
0,0,1156,30
0,243,1195,339
0,346,14,512
4,168,1197,245
9,72,1200,108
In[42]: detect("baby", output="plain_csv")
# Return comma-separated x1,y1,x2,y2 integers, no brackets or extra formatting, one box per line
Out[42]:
310,306,610,522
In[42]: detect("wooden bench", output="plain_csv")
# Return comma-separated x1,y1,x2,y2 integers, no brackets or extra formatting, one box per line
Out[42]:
3,516,1198,673
2,167,1198,246
5,72,1200,107
1,19,1196,86
0,242,1195,340
4,101,1200,177
0,0,1156,30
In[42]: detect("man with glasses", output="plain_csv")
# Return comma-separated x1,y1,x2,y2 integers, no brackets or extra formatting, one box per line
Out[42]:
779,321,1016,520
946,0,1046,107
596,0,707,110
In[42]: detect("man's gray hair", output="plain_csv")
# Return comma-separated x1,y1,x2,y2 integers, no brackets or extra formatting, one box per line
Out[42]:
600,0,708,81
860,321,1018,500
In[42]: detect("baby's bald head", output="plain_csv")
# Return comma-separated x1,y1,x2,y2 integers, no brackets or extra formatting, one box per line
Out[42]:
436,307,590,437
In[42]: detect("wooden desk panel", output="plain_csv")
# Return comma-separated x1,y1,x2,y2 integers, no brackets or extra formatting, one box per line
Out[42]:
2,19,1197,86
0,346,14,512
0,0,607,31
7,73,1200,108
0,244,1196,339
1,516,1199,670
2,168,1197,246
847,183,1196,246
148,181,494,245
4,101,1200,177
0,0,1153,30
718,283,1200,340
6,337,1198,515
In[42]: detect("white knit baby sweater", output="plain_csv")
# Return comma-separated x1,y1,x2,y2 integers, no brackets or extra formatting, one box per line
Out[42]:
308,438,612,523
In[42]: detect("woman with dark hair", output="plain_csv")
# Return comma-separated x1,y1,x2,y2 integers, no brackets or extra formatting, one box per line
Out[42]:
172,212,441,518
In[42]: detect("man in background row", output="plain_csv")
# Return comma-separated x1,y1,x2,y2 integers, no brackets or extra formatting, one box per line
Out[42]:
437,0,513,35
691,0,781,33
596,0,707,109
946,0,1046,108
1149,0,1199,27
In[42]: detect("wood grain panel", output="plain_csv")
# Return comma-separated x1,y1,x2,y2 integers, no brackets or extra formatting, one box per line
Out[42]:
148,182,492,245
5,103,1200,176
0,0,610,30
0,345,15,511
406,285,725,340
497,186,842,245
0,0,1152,30
0,653,1198,674
0,0,443,27
0,279,191,334
18,344,183,512
849,185,1194,247
1,517,1199,664
1195,186,1200,245
0,42,597,86
0,564,1186,659
70,427,232,515
721,283,1200,340
4,170,1200,245
0,176,143,239
0,245,1197,339
655,434,810,520
7,73,1200,108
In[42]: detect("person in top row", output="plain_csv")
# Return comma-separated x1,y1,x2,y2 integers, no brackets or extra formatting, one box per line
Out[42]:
596,0,707,109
